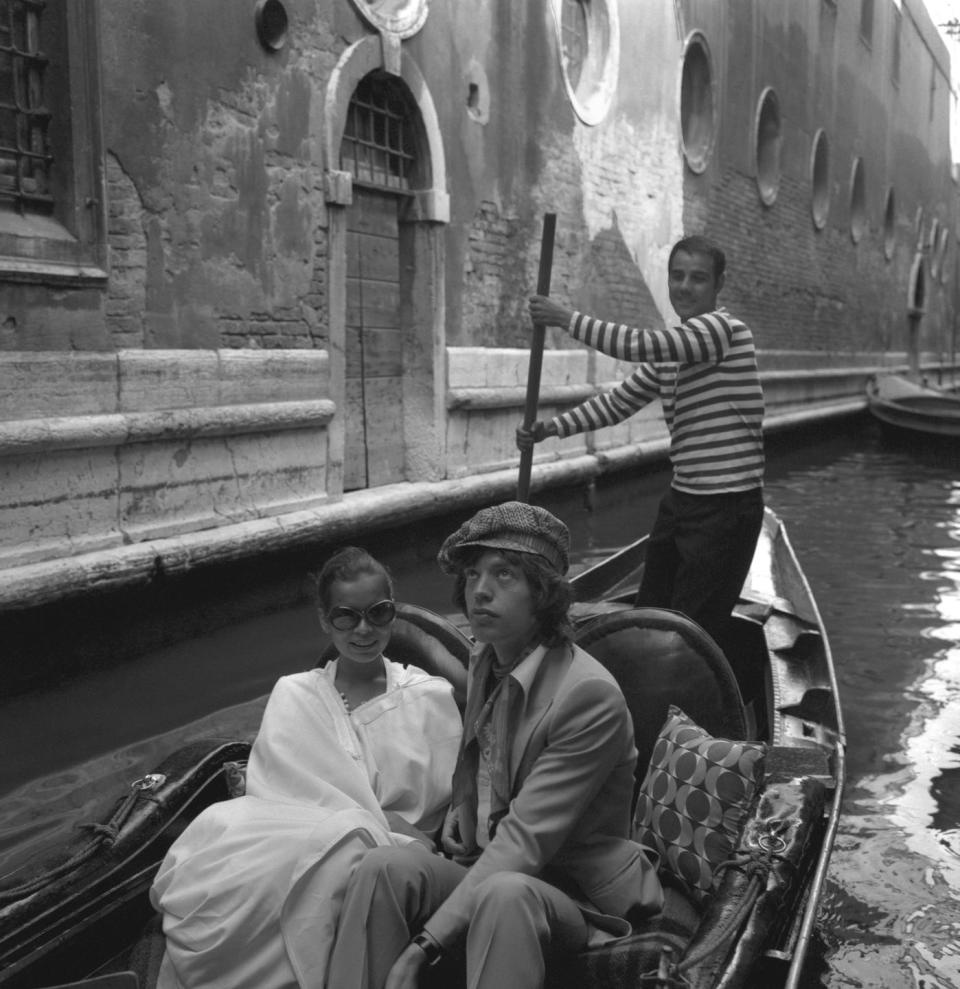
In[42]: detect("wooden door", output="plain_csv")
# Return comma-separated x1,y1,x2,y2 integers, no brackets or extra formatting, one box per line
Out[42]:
344,188,405,490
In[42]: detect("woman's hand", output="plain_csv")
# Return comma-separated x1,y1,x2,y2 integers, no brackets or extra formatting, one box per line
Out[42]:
529,294,573,328
384,811,435,852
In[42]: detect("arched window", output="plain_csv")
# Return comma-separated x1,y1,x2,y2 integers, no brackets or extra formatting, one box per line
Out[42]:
341,73,421,192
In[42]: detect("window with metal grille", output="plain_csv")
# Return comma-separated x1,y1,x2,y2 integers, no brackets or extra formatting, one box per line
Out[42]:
0,0,52,214
341,73,415,192
0,0,104,284
561,0,589,92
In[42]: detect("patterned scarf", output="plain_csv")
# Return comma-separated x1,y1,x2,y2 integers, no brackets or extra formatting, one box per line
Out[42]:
451,643,539,842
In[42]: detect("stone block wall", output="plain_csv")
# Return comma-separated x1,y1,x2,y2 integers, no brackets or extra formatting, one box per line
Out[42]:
0,350,333,569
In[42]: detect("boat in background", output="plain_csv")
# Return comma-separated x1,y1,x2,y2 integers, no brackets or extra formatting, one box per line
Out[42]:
0,509,844,989
866,373,960,439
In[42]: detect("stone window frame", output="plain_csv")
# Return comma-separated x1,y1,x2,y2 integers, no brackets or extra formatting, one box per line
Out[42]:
679,30,716,175
810,128,830,230
849,157,867,244
550,0,620,127
348,0,428,39
0,0,106,286
882,186,896,261
937,226,950,284
754,86,782,207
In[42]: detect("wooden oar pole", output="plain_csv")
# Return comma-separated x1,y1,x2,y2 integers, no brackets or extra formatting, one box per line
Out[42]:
517,212,557,503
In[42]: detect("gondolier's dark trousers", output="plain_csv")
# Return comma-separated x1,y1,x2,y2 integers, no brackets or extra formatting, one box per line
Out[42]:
635,485,764,650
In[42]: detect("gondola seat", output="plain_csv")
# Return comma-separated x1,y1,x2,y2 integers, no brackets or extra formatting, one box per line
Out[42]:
539,608,754,988
574,606,751,777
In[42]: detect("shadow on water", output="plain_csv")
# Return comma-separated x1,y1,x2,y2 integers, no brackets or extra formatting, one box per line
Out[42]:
6,414,960,987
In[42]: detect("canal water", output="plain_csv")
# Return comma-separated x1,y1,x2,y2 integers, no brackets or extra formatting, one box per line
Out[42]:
3,414,960,987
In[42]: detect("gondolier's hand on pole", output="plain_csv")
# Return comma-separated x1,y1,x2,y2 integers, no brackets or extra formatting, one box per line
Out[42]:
528,295,573,329
516,419,558,450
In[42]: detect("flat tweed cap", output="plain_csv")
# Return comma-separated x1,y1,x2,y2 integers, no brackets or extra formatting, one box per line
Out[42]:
437,501,570,575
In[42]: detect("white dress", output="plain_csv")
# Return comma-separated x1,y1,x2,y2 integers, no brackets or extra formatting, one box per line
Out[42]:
150,659,461,989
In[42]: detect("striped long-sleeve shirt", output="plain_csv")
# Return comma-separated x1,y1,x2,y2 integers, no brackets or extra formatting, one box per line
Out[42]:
551,308,764,494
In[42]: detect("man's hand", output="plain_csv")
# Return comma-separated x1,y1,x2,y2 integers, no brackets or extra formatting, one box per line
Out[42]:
529,295,573,328
385,942,428,989
441,804,467,858
516,420,557,451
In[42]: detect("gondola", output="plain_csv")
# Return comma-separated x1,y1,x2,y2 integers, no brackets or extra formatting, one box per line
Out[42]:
0,507,844,989
866,372,960,439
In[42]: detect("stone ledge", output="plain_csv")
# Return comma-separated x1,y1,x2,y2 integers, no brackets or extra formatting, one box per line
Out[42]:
0,398,864,612
0,400,336,455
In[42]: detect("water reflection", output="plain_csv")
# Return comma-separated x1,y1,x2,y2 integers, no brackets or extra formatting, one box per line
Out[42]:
763,429,960,988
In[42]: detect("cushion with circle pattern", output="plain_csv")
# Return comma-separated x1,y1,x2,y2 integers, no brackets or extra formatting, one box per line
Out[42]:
634,705,766,903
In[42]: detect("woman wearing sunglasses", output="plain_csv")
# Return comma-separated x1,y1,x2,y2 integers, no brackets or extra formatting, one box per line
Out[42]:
150,547,461,989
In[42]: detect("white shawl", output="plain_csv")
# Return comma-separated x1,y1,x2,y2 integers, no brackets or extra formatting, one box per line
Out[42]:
150,660,461,989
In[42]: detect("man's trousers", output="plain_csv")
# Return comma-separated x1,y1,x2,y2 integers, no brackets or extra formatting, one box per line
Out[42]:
325,844,588,989
635,485,764,649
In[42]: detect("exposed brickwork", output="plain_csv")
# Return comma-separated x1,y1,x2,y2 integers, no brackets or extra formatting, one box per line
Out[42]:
461,200,525,347
700,168,910,356
105,154,147,348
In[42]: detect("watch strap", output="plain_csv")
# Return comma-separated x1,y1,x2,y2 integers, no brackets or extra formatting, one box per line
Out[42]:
411,930,443,966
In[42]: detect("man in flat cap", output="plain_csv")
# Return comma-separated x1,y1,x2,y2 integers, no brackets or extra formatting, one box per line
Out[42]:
326,501,662,989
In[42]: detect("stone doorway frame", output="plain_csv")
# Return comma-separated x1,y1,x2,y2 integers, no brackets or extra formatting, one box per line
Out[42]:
323,35,449,493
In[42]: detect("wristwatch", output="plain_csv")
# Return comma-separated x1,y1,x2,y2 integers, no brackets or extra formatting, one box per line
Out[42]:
410,930,444,966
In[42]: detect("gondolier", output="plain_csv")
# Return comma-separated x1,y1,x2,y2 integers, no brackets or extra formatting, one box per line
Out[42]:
520,235,765,651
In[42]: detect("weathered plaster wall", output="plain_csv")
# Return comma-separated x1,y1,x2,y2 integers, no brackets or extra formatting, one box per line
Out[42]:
98,0,343,351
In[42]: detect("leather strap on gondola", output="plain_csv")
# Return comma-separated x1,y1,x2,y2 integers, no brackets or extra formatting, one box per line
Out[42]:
0,773,165,905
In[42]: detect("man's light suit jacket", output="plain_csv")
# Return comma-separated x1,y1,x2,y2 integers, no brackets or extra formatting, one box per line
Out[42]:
424,641,664,949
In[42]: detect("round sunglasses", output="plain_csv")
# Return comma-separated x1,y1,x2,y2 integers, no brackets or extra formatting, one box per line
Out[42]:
326,599,397,631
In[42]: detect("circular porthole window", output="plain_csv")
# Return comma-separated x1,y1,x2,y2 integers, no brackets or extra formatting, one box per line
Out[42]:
349,0,428,38
554,0,620,126
754,87,782,206
883,187,896,260
849,157,866,243
810,129,830,229
679,32,715,174
255,0,288,51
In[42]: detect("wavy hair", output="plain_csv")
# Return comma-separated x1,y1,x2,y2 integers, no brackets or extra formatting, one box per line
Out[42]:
450,547,574,647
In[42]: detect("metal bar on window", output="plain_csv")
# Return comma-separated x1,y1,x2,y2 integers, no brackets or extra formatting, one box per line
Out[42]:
0,0,52,212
